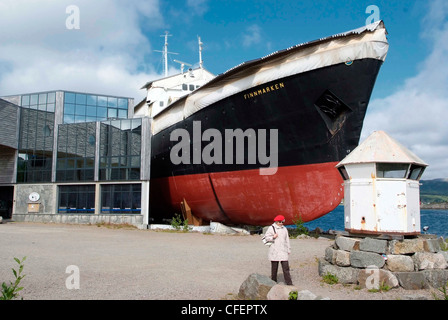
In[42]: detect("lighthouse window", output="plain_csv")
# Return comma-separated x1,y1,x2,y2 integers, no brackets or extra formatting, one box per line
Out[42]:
376,163,409,179
408,164,425,180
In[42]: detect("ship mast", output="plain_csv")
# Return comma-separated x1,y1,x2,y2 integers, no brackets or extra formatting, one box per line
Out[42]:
198,36,203,69
154,31,178,77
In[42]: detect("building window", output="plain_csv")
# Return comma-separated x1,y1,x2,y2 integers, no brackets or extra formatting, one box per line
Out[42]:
101,184,141,214
99,119,141,181
17,104,55,183
56,122,96,182
376,163,409,179
58,185,95,214
63,92,128,124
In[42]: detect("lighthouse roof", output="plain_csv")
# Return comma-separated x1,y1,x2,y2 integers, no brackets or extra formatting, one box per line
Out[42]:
337,131,428,167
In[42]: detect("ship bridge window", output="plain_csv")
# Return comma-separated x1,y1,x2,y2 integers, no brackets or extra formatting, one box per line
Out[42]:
376,163,409,179
408,164,425,180
182,84,188,91
315,90,352,135
189,84,195,91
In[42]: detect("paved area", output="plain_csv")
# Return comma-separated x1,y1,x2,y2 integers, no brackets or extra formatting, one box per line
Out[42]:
0,222,326,300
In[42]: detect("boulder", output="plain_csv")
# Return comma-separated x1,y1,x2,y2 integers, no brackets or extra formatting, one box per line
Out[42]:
422,269,448,288
335,236,359,252
359,237,387,254
267,284,299,300
394,272,429,290
386,254,415,272
350,251,385,269
318,258,359,284
412,252,448,270
296,290,317,300
238,273,277,300
357,268,399,289
389,239,425,254
325,247,350,267
424,239,441,253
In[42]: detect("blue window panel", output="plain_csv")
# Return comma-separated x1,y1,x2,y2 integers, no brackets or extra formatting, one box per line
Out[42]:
107,97,117,107
47,92,56,103
76,93,87,105
65,92,76,104
86,95,97,106
30,94,38,105
118,109,127,119
118,98,128,109
64,103,75,115
108,108,117,118
86,106,96,117
63,114,75,123
75,104,86,116
39,93,47,104
21,95,30,106
97,107,107,118
97,96,108,107
47,103,55,113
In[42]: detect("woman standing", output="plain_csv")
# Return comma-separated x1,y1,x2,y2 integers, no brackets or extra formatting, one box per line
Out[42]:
264,215,293,285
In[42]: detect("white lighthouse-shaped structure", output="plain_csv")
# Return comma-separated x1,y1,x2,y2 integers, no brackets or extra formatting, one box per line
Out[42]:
336,131,428,235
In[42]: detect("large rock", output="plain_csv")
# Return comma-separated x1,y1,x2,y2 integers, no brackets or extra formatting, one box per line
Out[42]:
386,254,415,272
359,238,387,254
238,273,277,300
350,251,385,269
325,247,350,267
335,236,359,252
394,272,429,290
318,258,359,284
413,252,448,270
357,268,399,289
389,239,425,254
267,284,299,300
422,270,448,288
296,290,317,300
424,239,441,253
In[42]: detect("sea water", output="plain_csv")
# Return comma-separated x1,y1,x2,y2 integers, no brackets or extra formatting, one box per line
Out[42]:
301,206,448,238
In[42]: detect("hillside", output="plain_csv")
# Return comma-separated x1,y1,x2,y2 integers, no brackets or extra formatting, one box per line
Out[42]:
420,179,448,205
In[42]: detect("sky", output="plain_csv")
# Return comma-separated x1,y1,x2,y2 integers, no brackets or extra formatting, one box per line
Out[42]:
0,0,447,179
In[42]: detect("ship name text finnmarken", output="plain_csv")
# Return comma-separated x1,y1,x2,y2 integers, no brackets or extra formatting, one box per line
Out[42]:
243,82,285,100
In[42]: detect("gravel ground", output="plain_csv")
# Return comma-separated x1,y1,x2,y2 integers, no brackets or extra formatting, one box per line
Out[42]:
0,222,438,300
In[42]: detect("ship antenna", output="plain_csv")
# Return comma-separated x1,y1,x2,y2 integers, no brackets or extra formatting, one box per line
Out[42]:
198,36,203,69
154,31,178,77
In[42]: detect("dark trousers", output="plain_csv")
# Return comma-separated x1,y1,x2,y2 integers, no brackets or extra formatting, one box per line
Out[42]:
271,261,293,285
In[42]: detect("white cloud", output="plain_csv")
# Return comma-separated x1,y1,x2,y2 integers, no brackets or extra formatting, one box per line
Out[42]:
362,0,448,179
0,0,164,101
242,24,262,47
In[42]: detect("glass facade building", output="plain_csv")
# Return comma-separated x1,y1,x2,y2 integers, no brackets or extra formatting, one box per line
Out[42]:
0,90,151,226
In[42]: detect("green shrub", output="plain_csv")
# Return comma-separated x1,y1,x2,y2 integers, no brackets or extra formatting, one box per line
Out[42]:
1,256,27,300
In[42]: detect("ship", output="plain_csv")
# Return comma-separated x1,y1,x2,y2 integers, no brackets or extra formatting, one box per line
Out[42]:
142,21,389,226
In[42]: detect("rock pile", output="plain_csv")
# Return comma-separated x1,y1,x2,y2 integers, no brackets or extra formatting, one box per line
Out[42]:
318,235,448,290
238,273,329,300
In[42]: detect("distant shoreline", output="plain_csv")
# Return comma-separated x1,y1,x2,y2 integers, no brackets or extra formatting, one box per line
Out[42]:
420,202,448,210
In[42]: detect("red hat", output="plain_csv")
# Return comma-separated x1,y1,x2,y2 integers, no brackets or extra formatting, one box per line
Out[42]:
274,215,285,222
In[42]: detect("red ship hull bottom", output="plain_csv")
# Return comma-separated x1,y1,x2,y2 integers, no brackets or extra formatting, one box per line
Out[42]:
150,162,344,226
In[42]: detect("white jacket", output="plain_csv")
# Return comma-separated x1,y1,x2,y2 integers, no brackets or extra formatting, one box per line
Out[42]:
265,223,291,261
